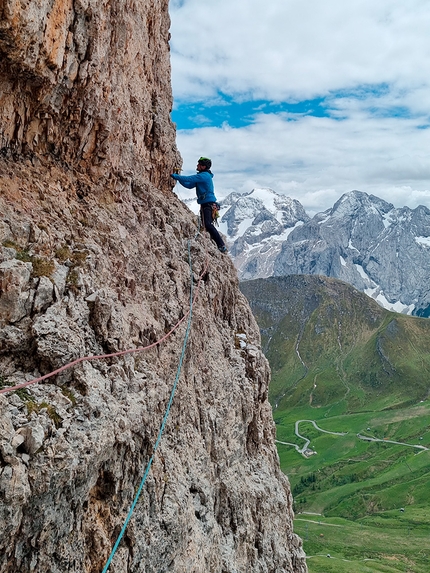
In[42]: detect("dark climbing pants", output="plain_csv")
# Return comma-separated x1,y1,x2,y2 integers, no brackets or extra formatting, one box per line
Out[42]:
201,203,225,249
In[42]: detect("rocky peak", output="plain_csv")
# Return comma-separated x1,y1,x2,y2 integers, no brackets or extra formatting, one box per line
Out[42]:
0,2,306,573
330,190,393,219
219,188,310,280
311,191,394,254
223,188,430,316
274,191,430,314
221,188,309,239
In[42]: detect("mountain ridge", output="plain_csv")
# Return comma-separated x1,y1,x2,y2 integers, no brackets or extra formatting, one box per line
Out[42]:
221,188,430,316
240,274,430,413
240,273,430,572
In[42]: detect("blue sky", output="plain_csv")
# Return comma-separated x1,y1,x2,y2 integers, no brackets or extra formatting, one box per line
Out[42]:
172,97,329,129
169,0,430,214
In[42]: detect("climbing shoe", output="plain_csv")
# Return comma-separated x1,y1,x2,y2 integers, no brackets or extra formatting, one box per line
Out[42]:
218,246,228,253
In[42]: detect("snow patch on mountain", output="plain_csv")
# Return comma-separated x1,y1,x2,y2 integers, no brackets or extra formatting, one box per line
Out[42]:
416,236,430,247
218,188,310,280
364,287,416,314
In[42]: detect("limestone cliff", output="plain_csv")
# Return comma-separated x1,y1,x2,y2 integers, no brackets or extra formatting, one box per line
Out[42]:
0,2,307,572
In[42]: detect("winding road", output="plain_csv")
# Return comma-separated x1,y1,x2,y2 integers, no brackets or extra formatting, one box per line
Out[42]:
276,420,429,457
276,419,348,456
356,434,428,451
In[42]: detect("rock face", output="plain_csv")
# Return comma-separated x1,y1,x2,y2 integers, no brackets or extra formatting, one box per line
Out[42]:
0,2,306,573
0,0,178,188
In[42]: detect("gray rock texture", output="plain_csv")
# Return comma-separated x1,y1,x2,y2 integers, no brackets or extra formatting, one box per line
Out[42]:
219,189,310,280
0,2,306,573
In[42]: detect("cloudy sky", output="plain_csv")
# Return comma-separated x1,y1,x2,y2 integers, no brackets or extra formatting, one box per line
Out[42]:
169,0,430,214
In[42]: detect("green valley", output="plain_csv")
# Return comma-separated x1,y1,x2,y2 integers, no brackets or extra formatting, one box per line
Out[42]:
241,275,430,573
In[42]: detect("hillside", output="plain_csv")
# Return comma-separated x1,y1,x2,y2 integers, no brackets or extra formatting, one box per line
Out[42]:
241,274,430,572
240,275,430,412
0,3,306,573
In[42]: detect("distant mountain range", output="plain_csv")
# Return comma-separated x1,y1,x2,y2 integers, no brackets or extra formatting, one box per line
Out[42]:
218,189,430,317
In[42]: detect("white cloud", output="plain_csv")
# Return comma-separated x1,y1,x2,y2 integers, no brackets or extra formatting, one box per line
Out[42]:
174,111,430,214
169,0,430,214
170,0,430,103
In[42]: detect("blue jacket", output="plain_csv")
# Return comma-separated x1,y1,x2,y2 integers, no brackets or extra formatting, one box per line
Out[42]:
171,171,217,205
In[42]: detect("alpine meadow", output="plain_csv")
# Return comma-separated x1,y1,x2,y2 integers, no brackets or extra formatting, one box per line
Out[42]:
241,275,430,573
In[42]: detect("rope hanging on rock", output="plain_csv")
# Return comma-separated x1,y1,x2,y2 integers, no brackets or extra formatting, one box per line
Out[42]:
101,238,197,572
0,221,211,572
0,225,207,396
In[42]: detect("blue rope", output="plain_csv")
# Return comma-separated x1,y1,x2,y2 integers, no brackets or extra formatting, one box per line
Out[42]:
102,240,195,572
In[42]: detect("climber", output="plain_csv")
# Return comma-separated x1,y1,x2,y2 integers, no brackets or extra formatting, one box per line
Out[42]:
171,157,227,253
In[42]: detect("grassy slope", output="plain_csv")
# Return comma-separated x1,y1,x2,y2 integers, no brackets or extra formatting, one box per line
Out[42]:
241,276,430,573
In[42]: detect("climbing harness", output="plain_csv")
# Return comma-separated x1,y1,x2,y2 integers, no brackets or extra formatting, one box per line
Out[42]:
199,202,220,229
212,202,220,226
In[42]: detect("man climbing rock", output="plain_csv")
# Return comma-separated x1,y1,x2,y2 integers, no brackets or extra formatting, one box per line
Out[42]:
171,157,228,253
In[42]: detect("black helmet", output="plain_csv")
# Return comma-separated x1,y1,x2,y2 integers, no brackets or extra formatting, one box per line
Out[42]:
198,156,212,169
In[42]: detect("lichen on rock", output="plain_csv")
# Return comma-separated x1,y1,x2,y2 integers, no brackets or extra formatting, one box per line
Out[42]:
0,1,306,572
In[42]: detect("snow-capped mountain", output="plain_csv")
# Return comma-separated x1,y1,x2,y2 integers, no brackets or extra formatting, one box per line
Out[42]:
217,188,310,279
219,189,430,317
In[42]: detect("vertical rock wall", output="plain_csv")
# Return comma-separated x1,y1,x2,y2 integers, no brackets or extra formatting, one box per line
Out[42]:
0,1,307,572
0,0,179,186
